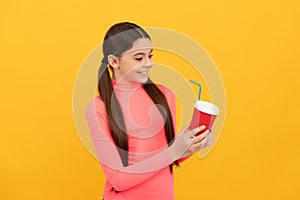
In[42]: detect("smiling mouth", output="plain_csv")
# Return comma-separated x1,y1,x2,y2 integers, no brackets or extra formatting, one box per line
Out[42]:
137,71,149,76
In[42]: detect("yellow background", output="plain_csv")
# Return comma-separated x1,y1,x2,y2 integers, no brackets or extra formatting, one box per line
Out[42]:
1,0,299,199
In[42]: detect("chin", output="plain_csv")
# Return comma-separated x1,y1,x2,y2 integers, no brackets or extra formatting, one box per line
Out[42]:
132,76,148,83
139,77,149,84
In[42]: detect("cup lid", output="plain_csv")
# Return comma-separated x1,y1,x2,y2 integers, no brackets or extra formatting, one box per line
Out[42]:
194,100,220,115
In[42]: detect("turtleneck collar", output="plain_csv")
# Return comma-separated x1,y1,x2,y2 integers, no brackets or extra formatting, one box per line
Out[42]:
111,78,143,93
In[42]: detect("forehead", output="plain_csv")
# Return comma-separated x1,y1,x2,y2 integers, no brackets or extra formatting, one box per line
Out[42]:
123,38,152,55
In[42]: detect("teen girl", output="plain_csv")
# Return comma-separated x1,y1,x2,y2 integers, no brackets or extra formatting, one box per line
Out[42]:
86,22,211,200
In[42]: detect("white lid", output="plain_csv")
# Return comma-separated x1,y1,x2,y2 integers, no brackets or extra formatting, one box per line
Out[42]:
194,100,220,115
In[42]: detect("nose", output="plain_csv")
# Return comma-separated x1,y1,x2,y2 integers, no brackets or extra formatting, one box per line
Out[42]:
143,57,153,68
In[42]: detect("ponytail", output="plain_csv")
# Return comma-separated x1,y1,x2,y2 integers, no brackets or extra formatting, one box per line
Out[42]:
98,62,128,167
143,79,180,173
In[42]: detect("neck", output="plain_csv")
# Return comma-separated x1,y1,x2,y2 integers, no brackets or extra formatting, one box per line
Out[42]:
111,78,142,93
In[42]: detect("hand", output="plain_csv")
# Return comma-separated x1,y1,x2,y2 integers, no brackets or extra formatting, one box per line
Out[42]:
168,125,210,161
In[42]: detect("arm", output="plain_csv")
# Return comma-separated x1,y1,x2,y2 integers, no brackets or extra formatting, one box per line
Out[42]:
85,97,174,191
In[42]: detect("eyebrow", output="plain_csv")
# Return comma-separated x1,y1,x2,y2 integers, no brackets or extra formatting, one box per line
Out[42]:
133,49,153,56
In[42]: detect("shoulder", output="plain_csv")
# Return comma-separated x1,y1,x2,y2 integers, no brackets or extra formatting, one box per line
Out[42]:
155,83,176,117
155,84,175,100
86,95,107,117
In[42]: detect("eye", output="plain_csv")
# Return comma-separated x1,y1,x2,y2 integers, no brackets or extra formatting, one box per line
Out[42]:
135,57,143,61
149,54,153,58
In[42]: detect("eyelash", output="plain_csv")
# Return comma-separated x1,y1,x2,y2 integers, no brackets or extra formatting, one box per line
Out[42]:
135,55,153,61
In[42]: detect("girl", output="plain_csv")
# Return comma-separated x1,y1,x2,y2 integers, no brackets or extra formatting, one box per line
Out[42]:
85,22,211,200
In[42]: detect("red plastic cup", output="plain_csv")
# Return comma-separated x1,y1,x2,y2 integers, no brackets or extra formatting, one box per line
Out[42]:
190,100,220,136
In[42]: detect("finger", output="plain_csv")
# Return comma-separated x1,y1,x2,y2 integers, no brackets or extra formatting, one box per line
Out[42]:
193,130,210,144
191,136,209,152
207,131,213,138
194,130,208,143
191,125,206,133
182,124,191,132
186,125,206,138
191,142,202,152
202,134,209,143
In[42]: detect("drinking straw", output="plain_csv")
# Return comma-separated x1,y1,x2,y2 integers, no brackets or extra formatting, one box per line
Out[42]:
189,80,202,100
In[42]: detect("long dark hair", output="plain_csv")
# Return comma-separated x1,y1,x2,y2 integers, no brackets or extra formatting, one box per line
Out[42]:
97,22,179,191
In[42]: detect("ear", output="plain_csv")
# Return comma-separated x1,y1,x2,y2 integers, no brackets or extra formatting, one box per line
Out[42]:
107,55,119,69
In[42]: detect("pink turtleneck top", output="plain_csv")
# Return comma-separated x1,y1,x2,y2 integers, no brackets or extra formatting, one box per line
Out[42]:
85,79,190,200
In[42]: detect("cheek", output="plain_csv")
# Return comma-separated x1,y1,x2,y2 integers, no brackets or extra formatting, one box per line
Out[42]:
123,61,139,72
119,62,137,75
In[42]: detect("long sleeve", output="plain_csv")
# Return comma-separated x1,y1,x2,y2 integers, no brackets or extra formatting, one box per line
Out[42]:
85,97,174,192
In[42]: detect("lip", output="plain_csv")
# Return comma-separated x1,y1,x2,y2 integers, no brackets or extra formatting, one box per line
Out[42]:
137,70,149,73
